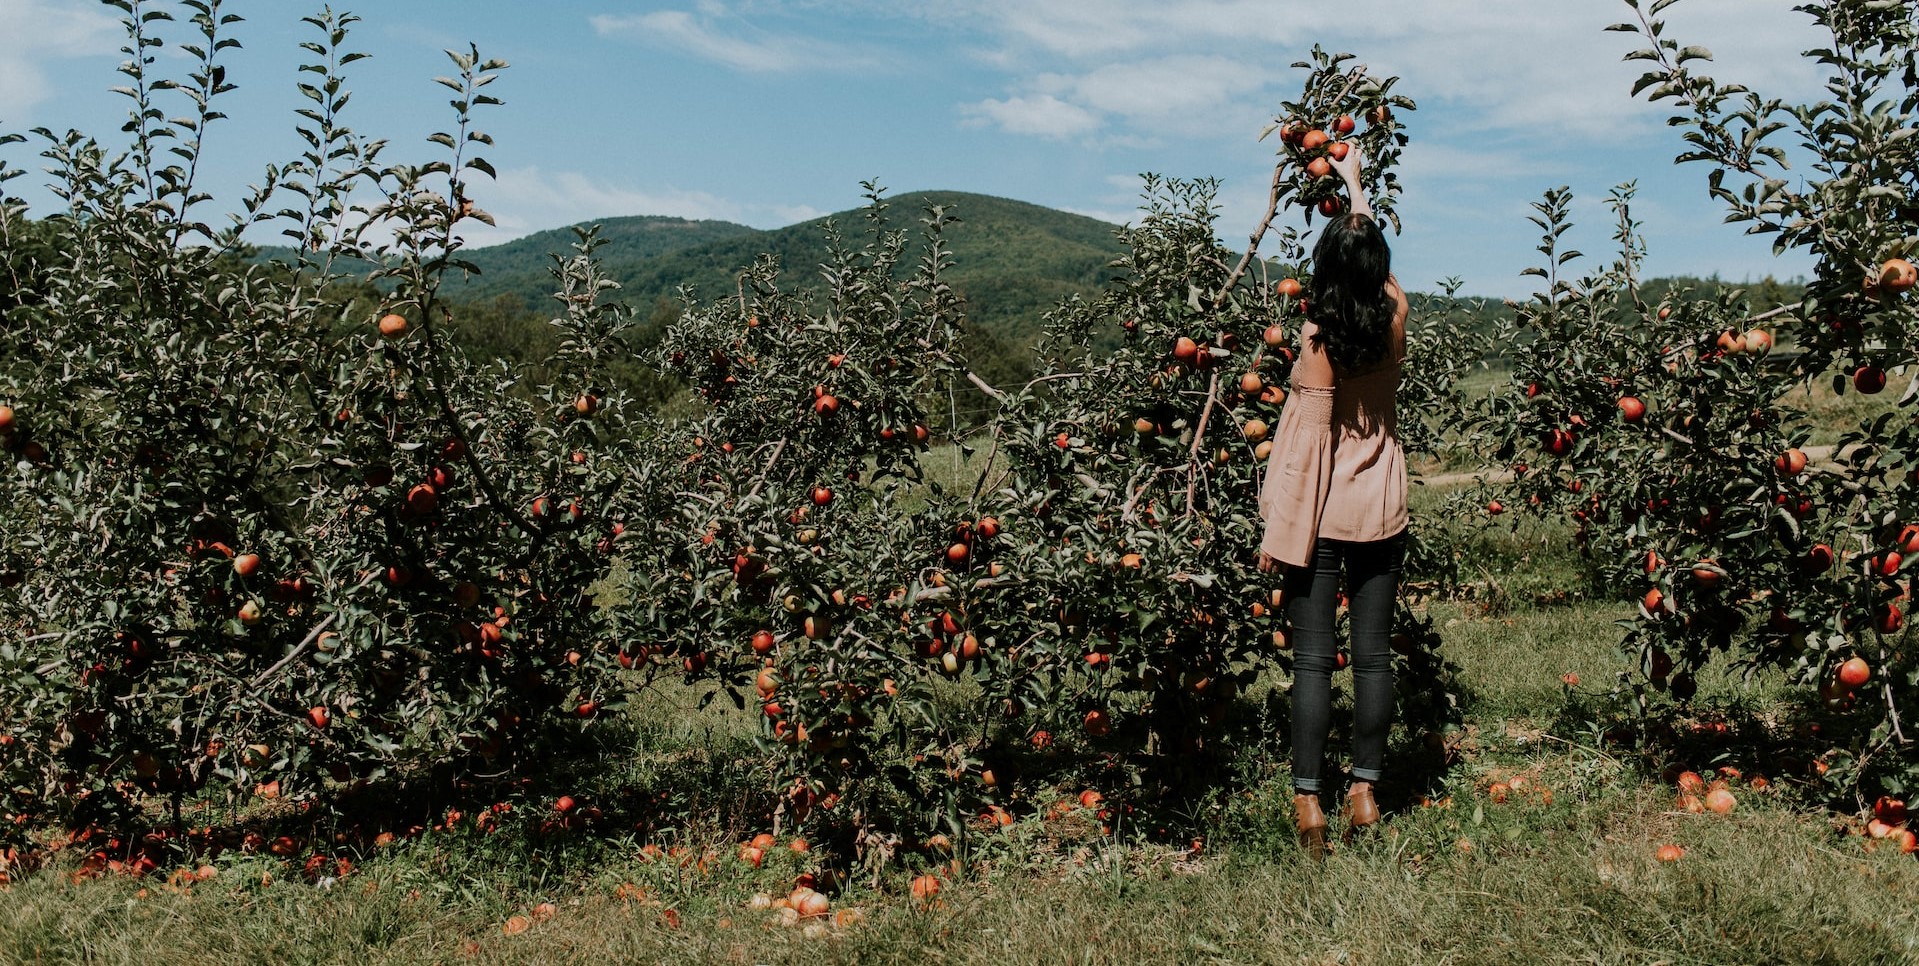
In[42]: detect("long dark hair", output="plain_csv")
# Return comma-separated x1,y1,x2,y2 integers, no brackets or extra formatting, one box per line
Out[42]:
1307,213,1395,373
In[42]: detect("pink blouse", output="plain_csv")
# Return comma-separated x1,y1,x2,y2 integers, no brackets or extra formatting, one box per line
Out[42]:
1257,362,1408,567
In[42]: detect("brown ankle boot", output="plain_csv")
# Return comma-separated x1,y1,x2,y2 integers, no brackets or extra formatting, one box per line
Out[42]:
1344,784,1381,835
1294,793,1328,858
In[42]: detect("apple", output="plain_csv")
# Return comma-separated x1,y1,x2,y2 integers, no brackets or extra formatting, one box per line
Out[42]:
1300,129,1329,151
1803,544,1834,572
1327,141,1350,161
752,629,775,654
1305,157,1333,180
1855,364,1886,394
1898,524,1919,555
1239,371,1264,394
574,393,599,416
1871,551,1902,577
237,600,264,626
233,553,261,577
1486,501,1503,515
1617,396,1646,422
1317,196,1344,217
306,706,330,730
1173,336,1199,363
1276,277,1303,299
1837,656,1871,689
1743,329,1772,355
1333,114,1356,135
1083,709,1112,737
0,406,13,434
1880,257,1916,294
377,313,408,339
813,394,840,417
405,483,438,516
976,516,1000,539
1774,448,1807,475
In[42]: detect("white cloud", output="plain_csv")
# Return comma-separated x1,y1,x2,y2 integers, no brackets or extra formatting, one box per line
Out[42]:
961,93,1101,138
922,0,1829,144
591,3,876,73
0,0,121,119
450,165,824,247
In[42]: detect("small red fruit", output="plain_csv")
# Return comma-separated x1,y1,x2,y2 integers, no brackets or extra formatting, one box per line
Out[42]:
1333,114,1356,135
306,706,330,731
405,484,438,516
1704,788,1736,814
1083,709,1112,737
1617,396,1646,422
1837,656,1871,690
1854,365,1887,394
1880,257,1917,294
377,313,408,339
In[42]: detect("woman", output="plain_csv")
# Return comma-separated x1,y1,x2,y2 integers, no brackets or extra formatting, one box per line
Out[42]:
1257,146,1409,857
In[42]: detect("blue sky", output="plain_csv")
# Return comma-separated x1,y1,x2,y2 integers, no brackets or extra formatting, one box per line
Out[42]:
1,0,1831,297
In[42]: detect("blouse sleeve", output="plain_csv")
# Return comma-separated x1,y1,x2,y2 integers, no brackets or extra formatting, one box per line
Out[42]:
1258,384,1336,568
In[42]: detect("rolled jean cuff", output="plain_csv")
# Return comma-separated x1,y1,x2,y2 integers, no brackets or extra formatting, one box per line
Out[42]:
1293,778,1321,793
1351,767,1383,782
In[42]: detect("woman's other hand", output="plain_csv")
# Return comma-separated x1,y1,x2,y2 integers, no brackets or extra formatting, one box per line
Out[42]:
1258,551,1282,574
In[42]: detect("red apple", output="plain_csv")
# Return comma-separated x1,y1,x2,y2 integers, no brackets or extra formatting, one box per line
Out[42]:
1855,365,1887,394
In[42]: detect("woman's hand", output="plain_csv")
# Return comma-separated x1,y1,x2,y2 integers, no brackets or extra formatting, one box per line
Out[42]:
1258,551,1282,574
1328,144,1364,186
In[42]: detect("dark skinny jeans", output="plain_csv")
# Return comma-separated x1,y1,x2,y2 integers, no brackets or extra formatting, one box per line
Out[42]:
1283,530,1405,794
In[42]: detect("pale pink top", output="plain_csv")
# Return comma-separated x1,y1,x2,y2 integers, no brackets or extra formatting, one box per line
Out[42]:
1258,359,1408,567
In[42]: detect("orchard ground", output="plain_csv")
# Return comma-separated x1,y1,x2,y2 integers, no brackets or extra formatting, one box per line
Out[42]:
1,478,1915,966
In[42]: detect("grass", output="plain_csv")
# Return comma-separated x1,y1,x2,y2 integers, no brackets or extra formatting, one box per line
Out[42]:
4,535,1915,963
3,412,1915,964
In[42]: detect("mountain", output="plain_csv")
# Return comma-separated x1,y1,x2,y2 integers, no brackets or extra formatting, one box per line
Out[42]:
436,190,1129,339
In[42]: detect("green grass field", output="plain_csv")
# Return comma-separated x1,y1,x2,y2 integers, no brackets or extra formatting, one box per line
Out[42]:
2,477,1915,965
